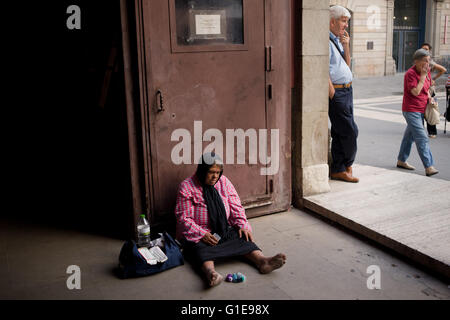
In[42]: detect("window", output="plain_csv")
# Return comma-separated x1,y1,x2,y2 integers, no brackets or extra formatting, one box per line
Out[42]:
170,0,247,52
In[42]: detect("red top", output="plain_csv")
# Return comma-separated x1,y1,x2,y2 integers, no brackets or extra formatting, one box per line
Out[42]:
175,175,252,243
402,66,431,113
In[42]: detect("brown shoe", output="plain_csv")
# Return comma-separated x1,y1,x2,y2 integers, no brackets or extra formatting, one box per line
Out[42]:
330,171,359,183
397,160,415,170
346,166,352,175
425,166,439,177
345,167,359,182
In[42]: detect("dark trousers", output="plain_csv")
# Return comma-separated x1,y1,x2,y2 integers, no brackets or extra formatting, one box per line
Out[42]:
329,87,359,173
426,123,437,135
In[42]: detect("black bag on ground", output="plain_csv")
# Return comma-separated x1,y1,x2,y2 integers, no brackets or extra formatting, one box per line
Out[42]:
117,232,184,279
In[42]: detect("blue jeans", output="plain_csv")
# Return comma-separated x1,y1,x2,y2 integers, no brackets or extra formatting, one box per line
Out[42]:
398,112,434,168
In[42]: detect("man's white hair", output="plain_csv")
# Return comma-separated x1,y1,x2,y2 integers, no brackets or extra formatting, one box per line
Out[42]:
330,5,351,20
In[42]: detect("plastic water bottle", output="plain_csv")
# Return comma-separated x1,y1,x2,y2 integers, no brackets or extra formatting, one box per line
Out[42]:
137,214,151,247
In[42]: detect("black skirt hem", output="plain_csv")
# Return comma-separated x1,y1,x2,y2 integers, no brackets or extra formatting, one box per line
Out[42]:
183,229,260,264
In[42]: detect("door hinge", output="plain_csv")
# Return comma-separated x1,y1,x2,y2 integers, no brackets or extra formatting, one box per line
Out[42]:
269,179,274,193
265,46,272,72
268,84,273,100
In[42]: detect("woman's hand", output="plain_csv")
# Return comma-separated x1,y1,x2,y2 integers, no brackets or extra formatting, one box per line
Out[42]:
239,228,254,242
411,64,429,96
201,232,219,246
420,63,429,78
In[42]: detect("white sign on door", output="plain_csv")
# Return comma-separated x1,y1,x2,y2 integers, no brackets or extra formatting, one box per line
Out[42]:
195,14,221,35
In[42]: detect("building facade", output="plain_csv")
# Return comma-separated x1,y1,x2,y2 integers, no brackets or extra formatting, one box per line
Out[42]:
330,0,450,77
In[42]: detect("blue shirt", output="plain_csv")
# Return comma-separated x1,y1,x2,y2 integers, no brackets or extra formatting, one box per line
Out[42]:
329,32,353,85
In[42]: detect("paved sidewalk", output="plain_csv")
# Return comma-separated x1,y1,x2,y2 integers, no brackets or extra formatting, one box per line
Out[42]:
304,164,450,279
353,72,449,99
1,208,449,300
353,92,449,137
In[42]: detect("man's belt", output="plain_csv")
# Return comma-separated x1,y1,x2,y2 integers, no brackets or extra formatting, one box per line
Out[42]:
333,82,352,89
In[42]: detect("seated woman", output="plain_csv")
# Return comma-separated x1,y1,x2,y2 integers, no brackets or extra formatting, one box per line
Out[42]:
175,152,287,287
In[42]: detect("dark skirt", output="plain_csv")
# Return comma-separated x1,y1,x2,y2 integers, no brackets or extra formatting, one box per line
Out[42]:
183,228,260,264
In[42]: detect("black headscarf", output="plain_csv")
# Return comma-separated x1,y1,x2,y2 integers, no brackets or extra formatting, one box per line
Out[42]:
195,152,231,240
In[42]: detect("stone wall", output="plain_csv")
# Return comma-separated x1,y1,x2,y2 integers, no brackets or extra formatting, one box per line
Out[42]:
330,0,394,77
292,0,330,206
438,0,450,56
426,0,450,61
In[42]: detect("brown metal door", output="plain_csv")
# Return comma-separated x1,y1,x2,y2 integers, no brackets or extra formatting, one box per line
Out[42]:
138,0,279,224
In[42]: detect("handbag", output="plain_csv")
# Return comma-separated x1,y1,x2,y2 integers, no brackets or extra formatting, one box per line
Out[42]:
117,232,184,279
425,96,440,126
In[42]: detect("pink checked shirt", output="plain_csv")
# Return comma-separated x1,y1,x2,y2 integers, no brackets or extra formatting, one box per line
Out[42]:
175,175,252,243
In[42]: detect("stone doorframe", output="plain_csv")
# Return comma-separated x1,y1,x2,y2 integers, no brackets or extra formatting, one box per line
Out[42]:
292,0,331,208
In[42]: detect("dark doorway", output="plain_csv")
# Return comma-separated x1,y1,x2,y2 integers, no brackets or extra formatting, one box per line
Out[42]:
393,0,426,72
6,1,134,239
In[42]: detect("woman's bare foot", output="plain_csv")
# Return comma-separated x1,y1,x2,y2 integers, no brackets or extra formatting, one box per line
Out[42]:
206,269,224,287
258,253,287,274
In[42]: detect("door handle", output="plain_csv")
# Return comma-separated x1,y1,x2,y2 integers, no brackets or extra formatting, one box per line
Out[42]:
156,89,164,112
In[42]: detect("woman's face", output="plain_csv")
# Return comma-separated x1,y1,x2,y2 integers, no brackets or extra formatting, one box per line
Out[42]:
204,165,222,186
415,55,430,71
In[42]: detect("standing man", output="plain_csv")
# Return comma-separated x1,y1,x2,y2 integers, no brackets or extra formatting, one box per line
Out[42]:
328,5,359,183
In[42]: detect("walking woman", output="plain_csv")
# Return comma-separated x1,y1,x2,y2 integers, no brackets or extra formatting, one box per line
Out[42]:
397,49,439,177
